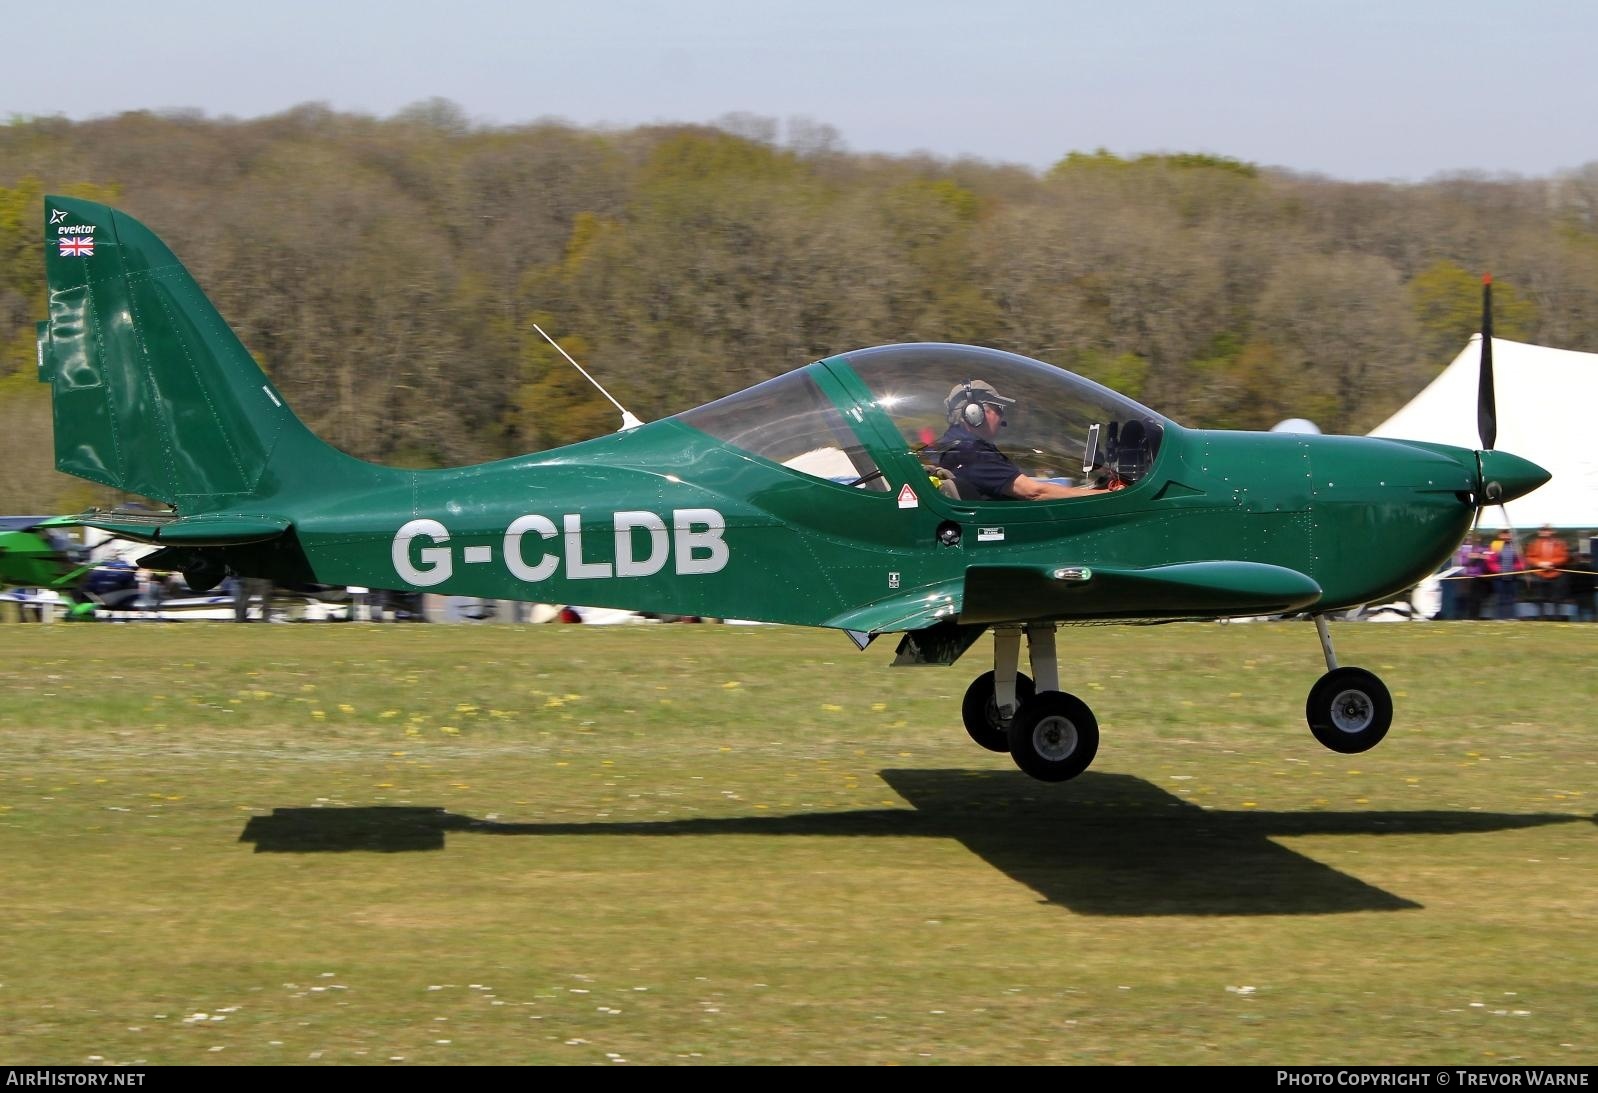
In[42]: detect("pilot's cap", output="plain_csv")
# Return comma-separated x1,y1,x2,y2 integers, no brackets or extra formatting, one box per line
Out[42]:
946,379,1016,421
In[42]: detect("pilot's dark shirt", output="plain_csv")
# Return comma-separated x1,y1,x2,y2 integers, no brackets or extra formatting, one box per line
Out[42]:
931,424,1022,501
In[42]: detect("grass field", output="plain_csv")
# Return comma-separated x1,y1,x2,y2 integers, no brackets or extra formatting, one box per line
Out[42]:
0,620,1592,1066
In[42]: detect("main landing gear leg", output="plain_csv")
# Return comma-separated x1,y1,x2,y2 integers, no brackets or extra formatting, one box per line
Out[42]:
1001,622,1100,782
960,626,1032,752
1305,614,1393,754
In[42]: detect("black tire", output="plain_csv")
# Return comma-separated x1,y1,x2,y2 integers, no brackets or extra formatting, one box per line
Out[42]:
960,670,1035,752
1306,667,1393,754
1007,691,1099,782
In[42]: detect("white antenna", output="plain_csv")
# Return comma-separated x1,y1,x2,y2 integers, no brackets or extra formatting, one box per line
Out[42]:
532,323,644,432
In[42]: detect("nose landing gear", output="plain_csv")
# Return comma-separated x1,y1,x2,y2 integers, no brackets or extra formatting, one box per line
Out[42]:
1305,615,1392,754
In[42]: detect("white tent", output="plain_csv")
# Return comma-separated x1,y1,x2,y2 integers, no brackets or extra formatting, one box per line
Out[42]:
1369,335,1598,531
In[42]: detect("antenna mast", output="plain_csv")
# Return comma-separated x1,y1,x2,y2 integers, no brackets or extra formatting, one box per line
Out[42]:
532,323,644,432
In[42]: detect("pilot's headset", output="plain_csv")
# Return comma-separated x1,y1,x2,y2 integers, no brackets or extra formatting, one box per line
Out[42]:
950,381,1007,428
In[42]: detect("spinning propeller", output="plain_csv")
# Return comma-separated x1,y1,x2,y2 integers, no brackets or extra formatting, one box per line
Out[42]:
1471,273,1547,512
1477,274,1496,453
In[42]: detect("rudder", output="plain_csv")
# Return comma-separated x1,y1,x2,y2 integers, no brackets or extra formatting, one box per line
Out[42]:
38,196,344,509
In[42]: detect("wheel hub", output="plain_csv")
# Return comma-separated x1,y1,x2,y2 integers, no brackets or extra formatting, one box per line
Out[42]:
1330,688,1374,733
1032,716,1079,761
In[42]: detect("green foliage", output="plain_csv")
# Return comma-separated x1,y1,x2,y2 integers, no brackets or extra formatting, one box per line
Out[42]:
1067,348,1151,400
1408,261,1535,366
1048,148,1258,179
640,128,803,187
2,107,1597,457
1145,151,1258,177
504,327,621,451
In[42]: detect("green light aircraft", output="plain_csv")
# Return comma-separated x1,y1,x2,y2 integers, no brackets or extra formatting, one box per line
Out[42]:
0,518,95,616
35,197,1549,781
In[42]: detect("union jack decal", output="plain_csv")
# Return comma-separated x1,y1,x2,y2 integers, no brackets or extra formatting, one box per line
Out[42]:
58,236,95,257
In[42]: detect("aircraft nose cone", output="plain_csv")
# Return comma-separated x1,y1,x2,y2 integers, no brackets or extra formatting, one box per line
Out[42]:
1477,449,1550,505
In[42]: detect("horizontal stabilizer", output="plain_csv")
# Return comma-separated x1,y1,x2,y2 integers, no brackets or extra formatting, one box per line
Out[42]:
44,510,290,547
960,560,1322,624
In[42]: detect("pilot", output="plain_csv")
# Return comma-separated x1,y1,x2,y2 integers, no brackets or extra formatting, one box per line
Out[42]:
932,380,1111,501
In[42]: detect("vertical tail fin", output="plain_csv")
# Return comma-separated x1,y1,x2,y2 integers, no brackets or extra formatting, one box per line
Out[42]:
38,196,354,510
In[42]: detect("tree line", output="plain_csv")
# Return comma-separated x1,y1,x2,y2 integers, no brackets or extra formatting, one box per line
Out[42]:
3,100,1596,512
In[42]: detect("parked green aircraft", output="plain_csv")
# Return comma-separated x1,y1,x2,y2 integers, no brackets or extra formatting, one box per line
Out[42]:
0,518,88,589
36,196,1549,781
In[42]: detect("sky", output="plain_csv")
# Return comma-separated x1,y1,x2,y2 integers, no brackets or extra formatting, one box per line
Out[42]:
6,0,1596,182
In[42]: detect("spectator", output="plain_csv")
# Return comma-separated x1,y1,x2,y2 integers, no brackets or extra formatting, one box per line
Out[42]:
1524,525,1570,619
1567,549,1596,622
1451,533,1493,620
1490,533,1522,620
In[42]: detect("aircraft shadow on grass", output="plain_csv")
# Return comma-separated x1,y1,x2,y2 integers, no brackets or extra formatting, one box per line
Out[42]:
238,771,1590,916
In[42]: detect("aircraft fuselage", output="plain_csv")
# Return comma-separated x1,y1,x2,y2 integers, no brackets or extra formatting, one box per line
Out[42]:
271,419,1480,626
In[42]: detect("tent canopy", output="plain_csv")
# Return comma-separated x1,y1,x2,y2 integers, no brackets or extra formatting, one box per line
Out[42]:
1369,335,1597,531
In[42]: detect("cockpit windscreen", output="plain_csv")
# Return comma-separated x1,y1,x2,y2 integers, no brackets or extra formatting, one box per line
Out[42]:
840,344,1169,489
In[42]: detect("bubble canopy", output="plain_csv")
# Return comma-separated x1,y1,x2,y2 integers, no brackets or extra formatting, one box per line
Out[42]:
840,344,1170,486
678,343,1171,495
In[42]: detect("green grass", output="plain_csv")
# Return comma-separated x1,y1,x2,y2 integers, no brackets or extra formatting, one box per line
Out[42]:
0,621,1592,1065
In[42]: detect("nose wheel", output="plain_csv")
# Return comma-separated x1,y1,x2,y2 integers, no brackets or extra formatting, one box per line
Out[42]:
1306,667,1392,753
1305,616,1393,754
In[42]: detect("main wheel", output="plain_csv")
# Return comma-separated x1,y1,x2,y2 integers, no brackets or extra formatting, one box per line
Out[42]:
1007,691,1099,782
961,670,1035,752
1306,667,1392,754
